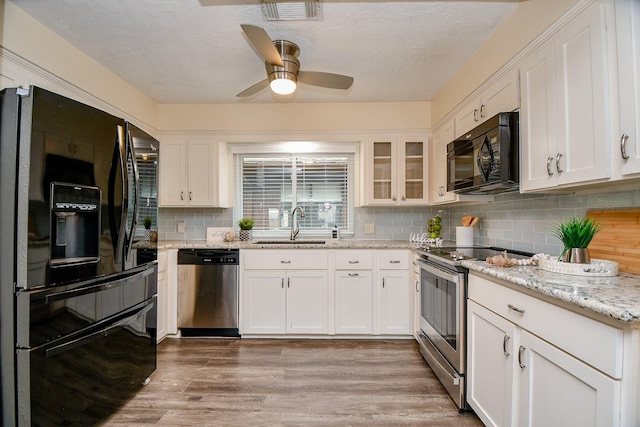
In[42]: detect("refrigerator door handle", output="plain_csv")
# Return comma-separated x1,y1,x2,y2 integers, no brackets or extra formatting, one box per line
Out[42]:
108,125,128,269
125,126,140,260
43,266,154,304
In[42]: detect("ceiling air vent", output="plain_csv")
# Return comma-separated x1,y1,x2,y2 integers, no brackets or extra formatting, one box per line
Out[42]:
262,0,322,21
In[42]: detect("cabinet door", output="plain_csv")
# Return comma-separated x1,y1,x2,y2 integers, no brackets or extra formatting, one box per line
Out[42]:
430,120,457,204
554,2,610,186
334,270,373,334
159,139,188,206
367,139,397,204
454,100,481,139
379,270,411,334
156,251,168,342
616,0,640,175
482,70,520,120
518,330,620,427
242,271,286,334
186,139,217,206
286,270,328,334
519,43,558,192
467,300,518,427
399,139,428,203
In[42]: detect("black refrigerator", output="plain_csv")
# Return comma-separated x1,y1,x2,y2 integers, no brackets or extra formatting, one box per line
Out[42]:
0,86,158,426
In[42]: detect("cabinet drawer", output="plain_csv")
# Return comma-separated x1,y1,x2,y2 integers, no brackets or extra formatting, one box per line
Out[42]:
335,251,373,270
469,273,623,379
378,251,410,269
243,250,328,270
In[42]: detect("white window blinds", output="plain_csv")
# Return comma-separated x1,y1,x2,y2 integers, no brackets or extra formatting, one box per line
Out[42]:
236,153,354,235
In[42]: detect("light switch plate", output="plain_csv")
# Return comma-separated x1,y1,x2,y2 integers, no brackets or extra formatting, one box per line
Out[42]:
364,223,375,234
177,221,185,234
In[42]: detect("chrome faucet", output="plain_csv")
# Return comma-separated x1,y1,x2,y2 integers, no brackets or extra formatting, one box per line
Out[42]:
290,206,305,240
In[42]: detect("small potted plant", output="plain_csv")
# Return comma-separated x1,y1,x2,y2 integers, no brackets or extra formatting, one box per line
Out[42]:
551,217,603,263
143,216,153,241
237,217,254,241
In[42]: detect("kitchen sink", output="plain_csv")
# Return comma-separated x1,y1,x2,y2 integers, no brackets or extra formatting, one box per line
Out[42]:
253,240,326,245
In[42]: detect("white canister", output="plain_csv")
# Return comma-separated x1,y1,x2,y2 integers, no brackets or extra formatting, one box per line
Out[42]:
456,226,474,246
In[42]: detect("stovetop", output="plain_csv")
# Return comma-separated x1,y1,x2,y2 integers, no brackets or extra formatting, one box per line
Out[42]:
417,246,535,268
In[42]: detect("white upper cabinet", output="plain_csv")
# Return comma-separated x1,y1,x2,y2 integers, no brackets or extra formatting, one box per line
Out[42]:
615,0,640,176
520,1,611,192
454,69,520,139
363,134,429,206
159,138,230,207
429,119,457,204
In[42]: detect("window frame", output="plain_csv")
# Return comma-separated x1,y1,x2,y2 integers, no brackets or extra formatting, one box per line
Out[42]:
231,141,360,239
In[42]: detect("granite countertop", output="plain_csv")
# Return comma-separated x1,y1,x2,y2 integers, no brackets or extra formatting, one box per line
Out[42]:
462,260,640,324
153,239,417,250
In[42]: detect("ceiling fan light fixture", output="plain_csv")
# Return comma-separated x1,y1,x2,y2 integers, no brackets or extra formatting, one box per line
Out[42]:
269,75,297,95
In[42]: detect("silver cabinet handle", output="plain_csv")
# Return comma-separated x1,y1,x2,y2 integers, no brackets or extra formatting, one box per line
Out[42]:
180,191,184,200
503,335,511,357
401,195,406,201
518,346,526,369
507,304,525,315
473,108,480,122
392,196,397,201
546,157,554,176
415,281,419,292
390,260,401,264
280,260,291,264
480,104,486,119
621,134,630,160
349,260,360,264
281,278,284,288
189,191,192,200
382,278,385,288
556,153,563,174
287,277,290,288
348,273,359,277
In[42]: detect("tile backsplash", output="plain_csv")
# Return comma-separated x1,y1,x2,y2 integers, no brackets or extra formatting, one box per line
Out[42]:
158,188,640,257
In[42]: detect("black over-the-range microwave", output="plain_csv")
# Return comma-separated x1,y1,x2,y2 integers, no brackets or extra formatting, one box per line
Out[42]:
447,111,519,195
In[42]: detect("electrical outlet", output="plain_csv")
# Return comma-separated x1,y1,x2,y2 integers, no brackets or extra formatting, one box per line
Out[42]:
364,223,375,234
177,221,186,234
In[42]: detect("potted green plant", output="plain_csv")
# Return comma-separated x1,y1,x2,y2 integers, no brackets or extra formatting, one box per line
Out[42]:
237,218,254,241
551,217,603,263
143,216,153,241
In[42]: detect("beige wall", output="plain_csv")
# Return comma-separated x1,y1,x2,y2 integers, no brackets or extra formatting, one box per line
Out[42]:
431,0,580,124
0,0,158,130
158,102,430,132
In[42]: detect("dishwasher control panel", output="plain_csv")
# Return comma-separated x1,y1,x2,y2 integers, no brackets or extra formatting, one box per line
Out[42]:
177,249,239,265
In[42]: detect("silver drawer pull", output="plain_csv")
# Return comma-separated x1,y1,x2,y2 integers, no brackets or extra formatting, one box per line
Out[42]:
348,273,359,277
621,134,630,160
389,260,401,264
280,260,291,264
348,260,359,264
507,304,525,315
518,346,526,369
503,335,511,357
546,156,554,176
555,153,563,174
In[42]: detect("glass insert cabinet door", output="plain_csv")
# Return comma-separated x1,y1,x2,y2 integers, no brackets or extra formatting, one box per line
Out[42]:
373,141,393,200
404,141,424,200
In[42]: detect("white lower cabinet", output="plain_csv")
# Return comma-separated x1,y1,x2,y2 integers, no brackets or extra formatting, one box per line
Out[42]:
242,250,328,335
378,251,412,335
334,271,373,334
468,274,622,427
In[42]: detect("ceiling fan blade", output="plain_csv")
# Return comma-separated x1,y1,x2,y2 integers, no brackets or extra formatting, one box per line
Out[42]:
236,79,269,97
298,71,354,90
241,24,284,67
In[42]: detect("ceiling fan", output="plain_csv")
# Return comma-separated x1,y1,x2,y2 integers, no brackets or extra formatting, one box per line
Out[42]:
237,24,354,97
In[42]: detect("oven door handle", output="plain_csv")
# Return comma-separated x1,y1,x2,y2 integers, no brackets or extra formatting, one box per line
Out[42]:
418,259,461,284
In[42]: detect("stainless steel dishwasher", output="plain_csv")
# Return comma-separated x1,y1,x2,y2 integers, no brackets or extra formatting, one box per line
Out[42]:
177,249,240,337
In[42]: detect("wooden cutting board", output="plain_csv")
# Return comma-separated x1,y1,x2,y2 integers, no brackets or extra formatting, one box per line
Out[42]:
586,209,640,274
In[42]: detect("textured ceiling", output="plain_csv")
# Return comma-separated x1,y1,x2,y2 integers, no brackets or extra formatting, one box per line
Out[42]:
11,0,518,104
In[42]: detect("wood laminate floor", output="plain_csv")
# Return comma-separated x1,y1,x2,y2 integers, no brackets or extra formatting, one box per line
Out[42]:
102,338,484,426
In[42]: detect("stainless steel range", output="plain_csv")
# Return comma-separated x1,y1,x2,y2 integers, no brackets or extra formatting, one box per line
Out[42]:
415,245,533,410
